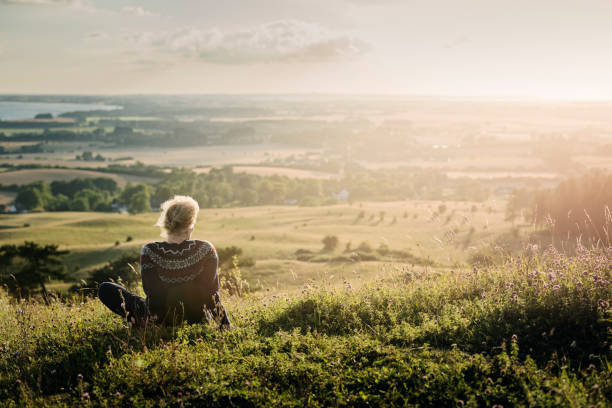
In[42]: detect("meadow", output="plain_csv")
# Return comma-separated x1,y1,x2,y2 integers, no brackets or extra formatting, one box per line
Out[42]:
0,245,609,406
0,200,512,292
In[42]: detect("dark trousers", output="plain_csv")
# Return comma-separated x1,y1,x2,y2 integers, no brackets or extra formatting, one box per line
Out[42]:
97,282,149,325
97,282,231,328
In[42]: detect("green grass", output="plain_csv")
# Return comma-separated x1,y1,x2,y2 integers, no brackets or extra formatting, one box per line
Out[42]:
0,247,610,406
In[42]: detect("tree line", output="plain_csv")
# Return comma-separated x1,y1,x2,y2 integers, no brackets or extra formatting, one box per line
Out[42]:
10,166,489,213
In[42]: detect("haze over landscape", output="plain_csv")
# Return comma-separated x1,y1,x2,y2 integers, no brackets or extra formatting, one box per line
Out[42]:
1,1,611,407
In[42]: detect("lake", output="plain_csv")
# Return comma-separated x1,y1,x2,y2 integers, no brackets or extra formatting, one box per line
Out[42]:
0,101,122,120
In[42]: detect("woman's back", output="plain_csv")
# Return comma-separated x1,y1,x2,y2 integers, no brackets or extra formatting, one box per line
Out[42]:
140,239,223,324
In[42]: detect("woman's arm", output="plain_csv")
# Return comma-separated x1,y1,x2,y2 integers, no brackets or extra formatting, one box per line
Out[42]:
203,245,231,328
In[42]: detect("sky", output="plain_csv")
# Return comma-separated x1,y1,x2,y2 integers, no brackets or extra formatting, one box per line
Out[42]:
1,0,612,98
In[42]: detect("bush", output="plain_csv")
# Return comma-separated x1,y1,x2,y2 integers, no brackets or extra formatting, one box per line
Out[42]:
217,246,255,268
321,235,339,252
357,241,373,253
70,252,140,293
219,255,249,296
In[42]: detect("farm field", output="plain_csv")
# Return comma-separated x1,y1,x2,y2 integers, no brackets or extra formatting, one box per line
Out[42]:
0,143,315,169
0,168,157,187
0,200,516,292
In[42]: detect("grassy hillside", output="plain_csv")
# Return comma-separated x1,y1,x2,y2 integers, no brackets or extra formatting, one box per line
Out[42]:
0,201,514,291
0,247,610,407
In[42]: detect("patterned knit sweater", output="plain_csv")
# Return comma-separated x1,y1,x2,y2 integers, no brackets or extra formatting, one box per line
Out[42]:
140,239,229,326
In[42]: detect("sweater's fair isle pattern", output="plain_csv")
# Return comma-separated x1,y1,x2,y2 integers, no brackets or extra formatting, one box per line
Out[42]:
140,240,216,284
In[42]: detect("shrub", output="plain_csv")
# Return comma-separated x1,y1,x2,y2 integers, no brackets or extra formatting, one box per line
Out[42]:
357,241,373,253
321,235,339,252
71,252,140,293
219,255,249,296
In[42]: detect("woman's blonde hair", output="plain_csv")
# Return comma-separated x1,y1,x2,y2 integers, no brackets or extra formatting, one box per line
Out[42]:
155,195,200,237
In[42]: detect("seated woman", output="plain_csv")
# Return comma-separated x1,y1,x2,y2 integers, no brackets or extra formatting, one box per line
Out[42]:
97,195,231,328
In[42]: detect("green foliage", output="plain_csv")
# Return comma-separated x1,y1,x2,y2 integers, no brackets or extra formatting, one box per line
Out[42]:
219,254,249,297
0,241,70,301
216,246,255,268
121,183,152,214
16,177,119,212
0,247,609,406
71,252,140,294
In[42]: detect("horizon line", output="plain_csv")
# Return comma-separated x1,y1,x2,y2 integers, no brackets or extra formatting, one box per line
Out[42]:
1,92,612,103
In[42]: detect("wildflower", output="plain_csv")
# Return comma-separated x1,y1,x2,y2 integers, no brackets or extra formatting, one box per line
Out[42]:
511,334,518,340
77,373,83,380
115,392,121,397
81,392,90,399
552,285,560,291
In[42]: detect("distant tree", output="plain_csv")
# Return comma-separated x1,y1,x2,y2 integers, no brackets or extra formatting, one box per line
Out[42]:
357,241,373,253
128,191,152,214
81,151,94,161
239,188,258,206
71,252,140,294
15,182,52,211
322,235,339,252
70,196,90,211
34,113,53,119
1,242,70,303
121,183,152,214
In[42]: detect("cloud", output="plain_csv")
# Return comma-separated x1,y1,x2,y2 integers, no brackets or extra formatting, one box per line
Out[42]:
122,5,159,17
127,20,368,64
0,0,84,6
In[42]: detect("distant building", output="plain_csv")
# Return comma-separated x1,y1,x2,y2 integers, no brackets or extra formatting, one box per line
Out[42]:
332,189,350,201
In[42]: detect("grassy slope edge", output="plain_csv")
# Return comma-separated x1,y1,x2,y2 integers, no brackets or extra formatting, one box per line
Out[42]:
0,247,611,407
